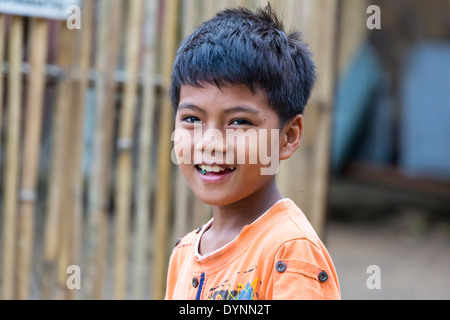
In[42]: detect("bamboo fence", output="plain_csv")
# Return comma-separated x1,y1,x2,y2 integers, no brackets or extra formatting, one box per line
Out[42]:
0,0,339,300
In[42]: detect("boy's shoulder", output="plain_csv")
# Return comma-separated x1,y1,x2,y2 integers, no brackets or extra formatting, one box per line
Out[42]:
261,198,322,248
173,225,204,251
256,200,340,299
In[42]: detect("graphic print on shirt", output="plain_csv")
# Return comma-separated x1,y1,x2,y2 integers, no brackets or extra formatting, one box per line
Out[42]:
206,266,260,300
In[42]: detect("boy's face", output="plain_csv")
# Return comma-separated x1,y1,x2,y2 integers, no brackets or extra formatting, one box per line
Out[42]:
174,83,291,207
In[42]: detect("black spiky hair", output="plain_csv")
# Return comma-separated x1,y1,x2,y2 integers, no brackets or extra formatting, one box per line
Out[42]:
171,4,316,125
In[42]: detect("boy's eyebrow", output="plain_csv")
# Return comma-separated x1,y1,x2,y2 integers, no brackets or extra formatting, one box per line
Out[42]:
178,103,261,115
223,106,261,115
178,103,206,114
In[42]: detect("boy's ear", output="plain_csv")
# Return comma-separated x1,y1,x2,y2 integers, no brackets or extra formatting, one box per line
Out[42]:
279,115,303,161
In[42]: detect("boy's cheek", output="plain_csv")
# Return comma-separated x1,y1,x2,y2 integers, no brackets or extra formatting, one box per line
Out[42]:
171,127,197,165
172,140,191,165
257,129,281,175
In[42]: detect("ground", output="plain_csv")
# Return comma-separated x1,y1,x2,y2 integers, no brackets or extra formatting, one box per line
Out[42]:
326,211,450,300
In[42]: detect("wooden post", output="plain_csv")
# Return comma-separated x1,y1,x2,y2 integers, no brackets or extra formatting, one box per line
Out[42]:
114,0,144,300
336,0,367,77
16,17,49,300
307,0,339,239
172,0,197,247
85,0,122,299
154,0,179,300
0,14,5,160
203,0,216,19
182,0,199,38
1,15,24,301
132,0,158,300
278,0,339,239
41,22,76,300
62,0,94,300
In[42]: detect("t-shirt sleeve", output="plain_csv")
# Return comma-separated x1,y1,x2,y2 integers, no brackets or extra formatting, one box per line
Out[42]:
165,231,198,300
268,239,340,300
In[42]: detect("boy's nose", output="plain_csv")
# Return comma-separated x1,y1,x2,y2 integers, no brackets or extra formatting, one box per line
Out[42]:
194,129,230,163
194,128,223,149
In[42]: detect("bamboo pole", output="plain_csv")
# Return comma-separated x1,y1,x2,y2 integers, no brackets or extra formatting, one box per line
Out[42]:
337,0,367,77
281,0,318,208
154,0,180,300
41,21,76,300
308,0,339,238
41,22,62,299
56,68,75,300
56,81,74,301
1,15,24,301
132,0,158,300
172,0,197,247
182,0,199,37
85,0,109,300
72,0,93,300
278,0,339,238
113,0,144,300
203,0,216,19
277,0,311,208
60,0,94,300
16,17,49,300
85,0,122,300
0,14,5,160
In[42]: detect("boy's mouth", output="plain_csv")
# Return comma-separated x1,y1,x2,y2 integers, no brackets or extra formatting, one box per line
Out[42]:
195,164,237,176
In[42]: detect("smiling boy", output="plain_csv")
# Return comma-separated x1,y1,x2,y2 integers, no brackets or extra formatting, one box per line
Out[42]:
165,5,340,300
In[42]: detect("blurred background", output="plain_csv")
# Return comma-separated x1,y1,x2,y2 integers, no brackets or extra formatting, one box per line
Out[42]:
0,0,449,300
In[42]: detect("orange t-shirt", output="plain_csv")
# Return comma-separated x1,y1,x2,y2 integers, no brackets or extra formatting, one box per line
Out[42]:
165,199,340,300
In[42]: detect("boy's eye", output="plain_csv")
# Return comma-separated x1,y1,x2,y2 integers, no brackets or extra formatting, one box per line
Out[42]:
230,119,253,126
182,116,201,124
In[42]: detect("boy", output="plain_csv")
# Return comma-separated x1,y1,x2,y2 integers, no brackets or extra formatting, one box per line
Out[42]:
165,4,340,300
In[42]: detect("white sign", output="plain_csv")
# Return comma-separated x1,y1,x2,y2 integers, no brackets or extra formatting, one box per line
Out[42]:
0,0,80,20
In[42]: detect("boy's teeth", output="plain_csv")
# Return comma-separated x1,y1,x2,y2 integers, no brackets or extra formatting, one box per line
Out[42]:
198,165,236,172
199,165,212,172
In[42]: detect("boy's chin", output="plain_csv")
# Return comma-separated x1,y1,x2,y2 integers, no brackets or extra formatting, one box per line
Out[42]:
194,191,243,207
195,194,233,207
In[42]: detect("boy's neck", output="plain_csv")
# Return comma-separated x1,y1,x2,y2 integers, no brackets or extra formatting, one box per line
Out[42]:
213,179,283,227
199,179,283,255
